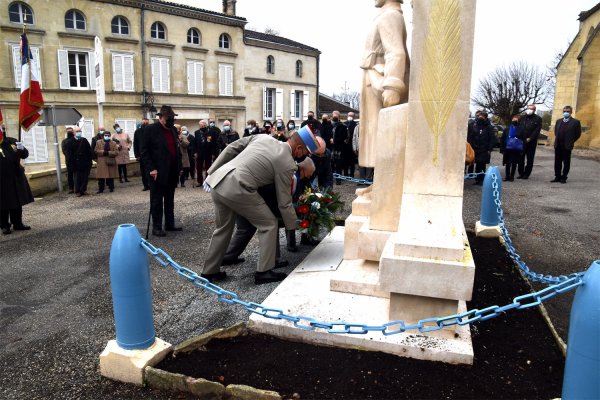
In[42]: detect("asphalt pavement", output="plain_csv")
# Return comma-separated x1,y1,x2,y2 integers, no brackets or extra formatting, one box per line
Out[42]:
0,145,598,399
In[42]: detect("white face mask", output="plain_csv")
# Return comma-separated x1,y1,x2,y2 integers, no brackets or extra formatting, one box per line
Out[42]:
348,117,353,121
525,109,534,115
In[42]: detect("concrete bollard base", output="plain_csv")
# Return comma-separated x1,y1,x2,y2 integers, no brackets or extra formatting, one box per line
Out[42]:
475,221,501,238
99,338,172,385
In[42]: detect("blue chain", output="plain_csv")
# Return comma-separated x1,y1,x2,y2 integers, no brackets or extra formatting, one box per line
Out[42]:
464,171,486,180
333,173,372,185
490,173,586,285
140,239,584,335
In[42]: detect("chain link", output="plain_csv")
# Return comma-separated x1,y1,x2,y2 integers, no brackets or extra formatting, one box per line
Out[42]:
464,171,487,180
140,239,585,336
333,173,373,185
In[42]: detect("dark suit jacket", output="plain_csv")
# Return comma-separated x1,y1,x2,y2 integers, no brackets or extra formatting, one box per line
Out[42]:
140,122,182,186
554,118,582,150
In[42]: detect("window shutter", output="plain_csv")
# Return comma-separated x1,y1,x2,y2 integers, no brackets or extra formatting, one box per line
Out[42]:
58,49,70,89
116,119,136,159
88,51,96,90
12,45,21,88
30,47,42,88
81,119,94,142
196,62,204,94
303,91,309,119
162,58,170,93
218,64,225,95
21,128,35,163
187,61,195,94
187,61,203,95
262,87,267,120
275,88,283,120
290,90,295,119
151,58,159,92
123,54,134,91
113,53,123,91
226,64,233,96
34,126,48,162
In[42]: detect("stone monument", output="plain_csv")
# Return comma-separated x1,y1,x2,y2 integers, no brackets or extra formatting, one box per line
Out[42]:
250,0,478,364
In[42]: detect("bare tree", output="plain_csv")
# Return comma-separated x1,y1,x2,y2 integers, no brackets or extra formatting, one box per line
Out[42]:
545,47,568,109
264,27,280,36
471,61,550,125
332,90,361,110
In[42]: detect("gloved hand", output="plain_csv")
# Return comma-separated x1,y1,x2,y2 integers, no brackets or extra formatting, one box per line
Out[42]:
203,177,211,193
103,150,108,157
16,142,24,150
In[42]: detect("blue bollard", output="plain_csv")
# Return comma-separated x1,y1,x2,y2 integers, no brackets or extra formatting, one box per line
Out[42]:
109,224,155,350
479,166,502,227
562,260,600,399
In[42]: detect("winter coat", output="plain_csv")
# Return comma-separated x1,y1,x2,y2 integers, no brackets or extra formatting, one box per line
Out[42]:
67,137,93,171
0,137,34,210
467,120,496,164
500,125,524,165
179,135,191,168
140,122,182,187
554,117,582,150
194,128,219,160
95,139,119,179
223,131,240,146
112,132,131,165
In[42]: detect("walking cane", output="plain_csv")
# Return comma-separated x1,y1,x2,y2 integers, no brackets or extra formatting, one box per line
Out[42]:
145,190,152,240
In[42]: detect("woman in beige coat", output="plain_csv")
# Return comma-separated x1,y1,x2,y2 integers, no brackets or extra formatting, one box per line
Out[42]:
112,123,132,183
179,126,191,187
95,131,119,193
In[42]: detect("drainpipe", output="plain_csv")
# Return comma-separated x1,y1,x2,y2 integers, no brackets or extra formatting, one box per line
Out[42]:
316,52,320,114
140,2,146,117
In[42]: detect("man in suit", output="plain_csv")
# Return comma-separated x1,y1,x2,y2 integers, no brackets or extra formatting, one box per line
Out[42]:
517,104,543,179
551,105,582,184
134,118,150,191
140,105,183,237
201,127,318,285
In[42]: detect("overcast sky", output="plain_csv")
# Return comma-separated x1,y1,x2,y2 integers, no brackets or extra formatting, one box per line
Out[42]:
179,0,598,100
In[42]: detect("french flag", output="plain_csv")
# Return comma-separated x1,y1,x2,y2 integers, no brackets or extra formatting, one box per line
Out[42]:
19,33,44,131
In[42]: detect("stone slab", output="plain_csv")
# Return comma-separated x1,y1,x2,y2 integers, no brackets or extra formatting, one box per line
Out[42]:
475,221,502,238
99,337,172,385
249,227,473,365
357,223,393,261
389,293,459,339
295,226,344,273
330,259,389,299
350,196,371,217
343,215,368,260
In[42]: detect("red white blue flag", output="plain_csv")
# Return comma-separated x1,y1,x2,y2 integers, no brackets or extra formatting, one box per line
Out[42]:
19,33,44,131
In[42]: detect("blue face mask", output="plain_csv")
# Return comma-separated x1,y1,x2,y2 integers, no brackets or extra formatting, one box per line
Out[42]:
75,132,82,138
224,126,231,132
115,128,122,133
103,136,111,141
563,112,571,119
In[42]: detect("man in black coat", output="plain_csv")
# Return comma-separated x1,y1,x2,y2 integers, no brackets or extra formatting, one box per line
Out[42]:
0,126,34,234
301,111,323,138
517,104,543,179
344,111,357,178
467,111,496,185
140,105,183,237
67,127,93,196
331,111,348,184
61,127,75,193
551,105,582,184
194,119,219,185
133,118,150,191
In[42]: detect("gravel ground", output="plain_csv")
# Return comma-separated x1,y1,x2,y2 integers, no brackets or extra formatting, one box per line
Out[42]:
0,144,598,399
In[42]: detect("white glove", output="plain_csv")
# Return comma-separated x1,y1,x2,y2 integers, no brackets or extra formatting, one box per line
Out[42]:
203,180,211,193
16,142,24,150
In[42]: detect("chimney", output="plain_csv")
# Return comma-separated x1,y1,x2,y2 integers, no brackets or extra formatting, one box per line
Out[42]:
222,0,236,16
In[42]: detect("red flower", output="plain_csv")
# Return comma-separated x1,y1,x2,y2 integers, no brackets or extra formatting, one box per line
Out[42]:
297,205,310,214
324,198,332,204
300,219,311,229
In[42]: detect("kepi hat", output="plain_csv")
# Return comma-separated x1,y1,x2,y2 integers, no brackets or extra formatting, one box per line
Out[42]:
297,125,319,154
156,105,178,117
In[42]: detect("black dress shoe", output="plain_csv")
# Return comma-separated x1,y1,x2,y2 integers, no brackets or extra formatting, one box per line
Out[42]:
12,224,31,231
560,178,567,184
516,175,524,179
96,190,104,194
300,235,319,246
201,271,227,283
142,187,150,191
1,227,11,235
275,260,290,269
255,269,287,285
287,245,298,252
221,257,245,266
550,177,561,183
165,226,183,231
152,229,167,237
109,188,114,192
68,190,74,194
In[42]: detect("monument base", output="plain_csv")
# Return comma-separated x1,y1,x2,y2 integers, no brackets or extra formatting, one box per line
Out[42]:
475,221,502,238
250,227,474,365
99,338,172,385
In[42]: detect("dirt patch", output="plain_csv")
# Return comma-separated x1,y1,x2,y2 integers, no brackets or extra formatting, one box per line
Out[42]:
156,233,565,399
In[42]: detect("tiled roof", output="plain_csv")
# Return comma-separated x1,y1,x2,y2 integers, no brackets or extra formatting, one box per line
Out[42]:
318,93,359,115
149,0,246,21
244,30,319,52
578,2,600,21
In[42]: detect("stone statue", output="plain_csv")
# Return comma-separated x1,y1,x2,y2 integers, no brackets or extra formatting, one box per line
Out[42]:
359,0,410,168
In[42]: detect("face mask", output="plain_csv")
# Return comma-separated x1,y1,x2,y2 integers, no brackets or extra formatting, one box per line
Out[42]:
322,119,328,123
75,132,82,138
246,125,252,130
166,117,175,128
511,120,518,125
209,123,215,128
348,117,353,121
477,117,485,122
182,131,188,136
563,112,571,118
99,130,105,135
265,125,271,130
103,136,111,141
277,123,283,128
332,117,339,122
224,126,231,132
307,115,314,120
115,128,121,133
525,109,534,116
288,124,295,130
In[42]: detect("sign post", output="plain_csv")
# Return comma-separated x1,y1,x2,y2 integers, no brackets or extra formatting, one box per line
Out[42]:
95,37,105,127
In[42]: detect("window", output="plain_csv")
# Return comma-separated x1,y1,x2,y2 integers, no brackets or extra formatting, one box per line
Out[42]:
187,61,204,95
290,90,309,119
58,50,95,90
218,63,233,96
9,2,33,24
294,91,303,119
115,119,137,159
111,16,129,35
296,60,303,77
263,88,275,120
22,125,48,163
151,57,170,93
12,45,42,88
219,33,230,49
112,53,134,92
65,9,85,30
267,55,274,74
187,28,200,45
151,22,166,40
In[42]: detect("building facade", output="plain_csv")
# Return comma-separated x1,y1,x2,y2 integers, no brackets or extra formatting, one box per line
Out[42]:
552,3,600,149
0,0,319,173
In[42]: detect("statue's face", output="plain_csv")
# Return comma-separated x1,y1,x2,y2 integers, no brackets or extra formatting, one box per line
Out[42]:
374,0,386,7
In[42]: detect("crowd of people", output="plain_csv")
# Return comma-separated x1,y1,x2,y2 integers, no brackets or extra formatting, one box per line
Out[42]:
467,104,581,185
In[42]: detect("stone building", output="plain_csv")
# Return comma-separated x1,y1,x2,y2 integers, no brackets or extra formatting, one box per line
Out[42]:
552,2,600,149
0,0,320,176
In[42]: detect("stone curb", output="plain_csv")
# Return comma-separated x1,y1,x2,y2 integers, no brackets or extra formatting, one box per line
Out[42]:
173,321,248,356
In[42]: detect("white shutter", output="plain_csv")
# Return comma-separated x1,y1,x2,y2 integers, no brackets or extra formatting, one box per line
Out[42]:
219,63,232,96
21,128,34,162
262,87,267,120
123,54,134,91
303,91,309,119
88,51,96,90
187,61,203,94
151,57,160,92
116,119,136,159
218,64,225,95
31,47,42,88
23,126,48,163
162,58,170,93
81,119,94,142
187,61,195,94
12,45,21,88
195,62,203,94
58,49,70,89
290,90,295,119
113,53,124,91
275,88,283,119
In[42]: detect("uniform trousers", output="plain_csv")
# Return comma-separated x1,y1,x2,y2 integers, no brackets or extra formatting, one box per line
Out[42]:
223,215,282,261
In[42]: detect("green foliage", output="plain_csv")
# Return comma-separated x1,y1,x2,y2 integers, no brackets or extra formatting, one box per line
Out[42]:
294,187,344,240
